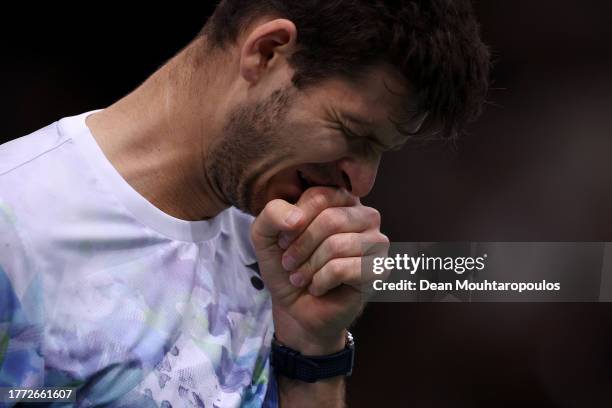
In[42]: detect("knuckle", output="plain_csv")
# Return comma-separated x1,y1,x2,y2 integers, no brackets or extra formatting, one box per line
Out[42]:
326,258,358,280
261,199,286,221
328,258,346,276
303,188,330,210
265,198,284,212
312,186,335,195
311,193,329,212
377,235,390,256
365,206,381,226
366,232,390,254
320,208,345,231
377,232,390,245
327,235,347,255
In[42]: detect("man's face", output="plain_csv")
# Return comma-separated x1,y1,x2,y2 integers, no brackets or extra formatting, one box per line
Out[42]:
207,66,416,215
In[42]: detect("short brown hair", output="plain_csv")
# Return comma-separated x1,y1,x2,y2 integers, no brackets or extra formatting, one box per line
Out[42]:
202,0,490,138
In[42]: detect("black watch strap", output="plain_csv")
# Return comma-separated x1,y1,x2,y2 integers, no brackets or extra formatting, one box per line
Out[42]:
270,332,355,383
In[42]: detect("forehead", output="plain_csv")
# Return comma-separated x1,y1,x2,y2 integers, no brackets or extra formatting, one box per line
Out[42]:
309,65,415,125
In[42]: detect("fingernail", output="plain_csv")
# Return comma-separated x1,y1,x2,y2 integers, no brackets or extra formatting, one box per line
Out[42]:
278,233,290,250
282,253,297,271
284,208,302,227
289,272,304,287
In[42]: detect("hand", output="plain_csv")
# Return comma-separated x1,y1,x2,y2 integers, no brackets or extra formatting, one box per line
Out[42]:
250,187,389,355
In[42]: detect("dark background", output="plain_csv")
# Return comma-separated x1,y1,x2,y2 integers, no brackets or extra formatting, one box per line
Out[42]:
2,1,611,406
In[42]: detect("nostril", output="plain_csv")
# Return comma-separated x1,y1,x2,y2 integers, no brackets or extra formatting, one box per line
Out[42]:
342,171,352,192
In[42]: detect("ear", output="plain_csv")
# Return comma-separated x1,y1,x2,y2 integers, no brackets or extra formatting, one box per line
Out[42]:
239,18,297,85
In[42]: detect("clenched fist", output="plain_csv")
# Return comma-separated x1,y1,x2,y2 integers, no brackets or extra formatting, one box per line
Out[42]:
250,187,389,355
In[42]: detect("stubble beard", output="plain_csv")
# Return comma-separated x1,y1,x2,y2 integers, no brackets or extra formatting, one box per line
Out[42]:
206,88,293,215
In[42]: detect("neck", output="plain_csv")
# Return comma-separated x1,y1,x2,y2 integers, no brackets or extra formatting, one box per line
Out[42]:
86,39,231,221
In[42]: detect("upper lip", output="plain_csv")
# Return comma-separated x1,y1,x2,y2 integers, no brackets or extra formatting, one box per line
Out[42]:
297,169,342,191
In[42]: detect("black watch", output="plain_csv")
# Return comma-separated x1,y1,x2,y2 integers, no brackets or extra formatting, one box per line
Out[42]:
270,331,355,383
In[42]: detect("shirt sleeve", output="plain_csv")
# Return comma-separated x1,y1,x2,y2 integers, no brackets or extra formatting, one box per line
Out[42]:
0,199,45,392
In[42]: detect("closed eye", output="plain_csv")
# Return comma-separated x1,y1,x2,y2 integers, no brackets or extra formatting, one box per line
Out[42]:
338,123,391,153
327,109,395,154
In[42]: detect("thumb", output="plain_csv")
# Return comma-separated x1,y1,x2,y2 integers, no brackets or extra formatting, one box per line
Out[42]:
250,199,305,253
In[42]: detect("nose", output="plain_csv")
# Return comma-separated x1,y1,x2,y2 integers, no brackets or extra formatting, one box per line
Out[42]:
337,157,380,198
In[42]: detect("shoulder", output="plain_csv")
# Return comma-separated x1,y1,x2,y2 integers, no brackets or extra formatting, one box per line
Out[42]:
0,119,72,279
0,110,98,181
0,121,67,177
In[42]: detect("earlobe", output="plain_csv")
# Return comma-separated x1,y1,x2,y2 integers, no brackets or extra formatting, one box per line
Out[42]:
239,19,297,85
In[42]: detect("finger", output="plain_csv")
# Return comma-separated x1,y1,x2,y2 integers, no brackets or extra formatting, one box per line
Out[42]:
308,257,362,297
288,231,388,287
250,199,305,253
277,187,357,250
281,205,381,271
296,186,359,216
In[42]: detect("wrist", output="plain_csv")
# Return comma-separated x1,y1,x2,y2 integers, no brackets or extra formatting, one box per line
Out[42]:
271,331,355,383
273,307,346,355
274,328,347,356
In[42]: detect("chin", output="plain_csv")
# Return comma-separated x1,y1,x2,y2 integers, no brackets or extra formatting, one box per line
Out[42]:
247,186,299,217
246,165,331,216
